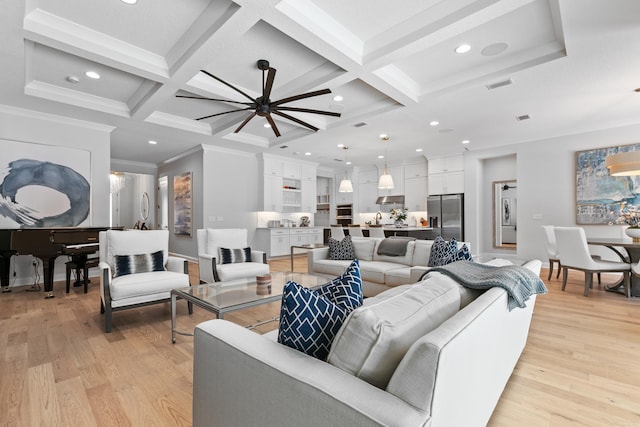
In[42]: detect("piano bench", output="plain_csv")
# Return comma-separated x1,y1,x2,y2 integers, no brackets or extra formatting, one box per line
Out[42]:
66,257,100,294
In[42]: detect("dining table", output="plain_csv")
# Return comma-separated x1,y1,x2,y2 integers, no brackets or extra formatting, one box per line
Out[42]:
587,237,640,297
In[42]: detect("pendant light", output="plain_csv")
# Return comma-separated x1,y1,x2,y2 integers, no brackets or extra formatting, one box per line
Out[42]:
339,146,353,193
378,135,394,189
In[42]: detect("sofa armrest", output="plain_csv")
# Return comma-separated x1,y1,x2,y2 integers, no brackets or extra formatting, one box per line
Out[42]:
198,253,215,283
250,249,267,264
167,256,188,274
193,320,427,427
409,266,431,283
307,247,330,274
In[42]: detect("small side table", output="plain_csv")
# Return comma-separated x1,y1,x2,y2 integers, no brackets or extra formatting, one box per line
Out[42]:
290,243,327,272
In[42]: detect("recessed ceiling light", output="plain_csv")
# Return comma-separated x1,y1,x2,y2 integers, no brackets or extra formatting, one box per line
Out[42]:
455,44,471,54
148,140,157,145
333,95,343,102
85,71,100,79
346,161,352,165
461,139,470,144
304,152,311,156
337,143,345,148
378,155,384,159
416,148,423,152
263,123,271,128
379,133,388,139
429,120,439,126
66,75,80,84
121,0,137,4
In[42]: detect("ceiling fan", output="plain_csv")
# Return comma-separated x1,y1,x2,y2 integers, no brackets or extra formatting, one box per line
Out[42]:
176,59,341,137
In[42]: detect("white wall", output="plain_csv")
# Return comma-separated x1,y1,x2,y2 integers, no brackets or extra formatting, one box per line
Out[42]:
466,123,640,263
0,105,112,286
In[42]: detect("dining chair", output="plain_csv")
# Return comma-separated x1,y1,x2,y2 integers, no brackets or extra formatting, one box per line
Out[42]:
367,226,386,238
541,225,562,280
554,227,630,297
542,225,602,283
347,225,363,237
330,225,345,240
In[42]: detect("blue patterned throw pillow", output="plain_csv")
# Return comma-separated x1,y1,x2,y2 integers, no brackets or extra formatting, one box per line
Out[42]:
450,238,473,262
114,250,165,277
278,261,364,360
278,282,350,360
328,235,355,260
428,236,457,267
317,259,363,311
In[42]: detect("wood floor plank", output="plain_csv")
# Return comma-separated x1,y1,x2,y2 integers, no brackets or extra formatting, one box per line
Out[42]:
27,363,62,427
56,377,98,427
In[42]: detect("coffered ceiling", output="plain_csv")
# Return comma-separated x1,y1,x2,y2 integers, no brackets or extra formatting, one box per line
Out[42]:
1,0,639,170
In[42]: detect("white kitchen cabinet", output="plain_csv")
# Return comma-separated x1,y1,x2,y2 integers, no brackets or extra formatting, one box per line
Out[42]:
301,179,317,213
270,231,290,257
283,162,302,180
404,162,428,178
358,181,379,213
405,176,428,210
428,155,463,174
358,168,378,184
428,171,464,195
262,174,283,211
255,228,324,258
264,158,283,176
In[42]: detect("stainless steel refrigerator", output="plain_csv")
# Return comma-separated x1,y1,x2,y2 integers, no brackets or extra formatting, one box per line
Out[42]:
426,194,464,241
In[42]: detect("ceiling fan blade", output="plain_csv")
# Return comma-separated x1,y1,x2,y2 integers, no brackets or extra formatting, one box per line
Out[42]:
272,88,332,106
276,106,341,117
266,114,281,137
176,95,253,106
273,111,319,132
263,67,276,101
200,69,256,103
196,107,253,121
234,112,257,133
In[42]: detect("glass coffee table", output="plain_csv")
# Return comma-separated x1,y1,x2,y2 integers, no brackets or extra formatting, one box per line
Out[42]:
170,272,326,343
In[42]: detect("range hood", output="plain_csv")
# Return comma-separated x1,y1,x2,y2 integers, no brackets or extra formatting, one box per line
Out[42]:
376,195,405,205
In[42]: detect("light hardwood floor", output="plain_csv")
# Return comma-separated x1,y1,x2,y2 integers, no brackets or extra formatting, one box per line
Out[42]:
0,256,639,426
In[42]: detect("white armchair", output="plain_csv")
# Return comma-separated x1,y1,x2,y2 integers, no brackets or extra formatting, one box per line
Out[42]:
196,228,269,283
99,229,192,333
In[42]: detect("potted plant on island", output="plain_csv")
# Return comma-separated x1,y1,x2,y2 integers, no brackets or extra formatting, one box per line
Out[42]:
390,208,409,228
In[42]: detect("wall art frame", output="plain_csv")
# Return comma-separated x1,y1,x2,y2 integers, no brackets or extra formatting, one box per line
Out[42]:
173,171,192,236
575,143,640,224
0,138,91,228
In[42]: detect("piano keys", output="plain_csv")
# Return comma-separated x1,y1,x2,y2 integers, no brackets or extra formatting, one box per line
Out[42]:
0,227,109,294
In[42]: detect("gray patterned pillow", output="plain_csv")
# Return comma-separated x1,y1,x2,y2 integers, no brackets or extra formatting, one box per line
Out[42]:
328,235,356,260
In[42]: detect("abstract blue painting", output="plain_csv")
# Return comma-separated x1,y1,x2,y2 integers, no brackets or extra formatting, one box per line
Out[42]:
576,143,640,224
0,139,91,228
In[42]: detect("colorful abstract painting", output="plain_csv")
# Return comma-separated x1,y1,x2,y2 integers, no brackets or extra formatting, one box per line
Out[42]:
576,143,640,224
0,139,91,228
173,172,192,236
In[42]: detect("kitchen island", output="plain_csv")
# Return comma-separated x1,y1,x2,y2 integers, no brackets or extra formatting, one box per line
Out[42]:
323,226,435,240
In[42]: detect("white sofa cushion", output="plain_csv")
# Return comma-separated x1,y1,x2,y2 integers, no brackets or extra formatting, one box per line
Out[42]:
411,240,434,266
359,260,408,284
351,237,378,261
327,275,461,389
109,270,189,301
383,267,412,287
216,262,269,281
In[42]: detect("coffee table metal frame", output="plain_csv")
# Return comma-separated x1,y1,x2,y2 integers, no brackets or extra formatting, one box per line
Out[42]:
170,272,324,343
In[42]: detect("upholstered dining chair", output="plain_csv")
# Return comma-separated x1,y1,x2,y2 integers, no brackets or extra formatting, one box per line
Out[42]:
347,225,363,237
542,225,602,283
196,228,269,283
554,227,630,297
99,229,192,333
330,225,345,240
367,226,386,238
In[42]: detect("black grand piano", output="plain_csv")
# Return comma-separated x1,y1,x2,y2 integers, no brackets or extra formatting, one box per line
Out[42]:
0,227,109,294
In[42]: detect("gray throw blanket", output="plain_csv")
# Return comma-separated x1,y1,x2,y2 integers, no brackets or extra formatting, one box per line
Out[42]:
428,261,548,311
377,236,416,256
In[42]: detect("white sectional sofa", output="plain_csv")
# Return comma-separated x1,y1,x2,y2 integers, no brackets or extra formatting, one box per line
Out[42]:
192,259,543,427
308,236,470,296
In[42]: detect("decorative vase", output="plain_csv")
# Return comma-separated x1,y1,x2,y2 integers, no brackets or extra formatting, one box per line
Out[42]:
625,227,640,242
394,219,404,228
